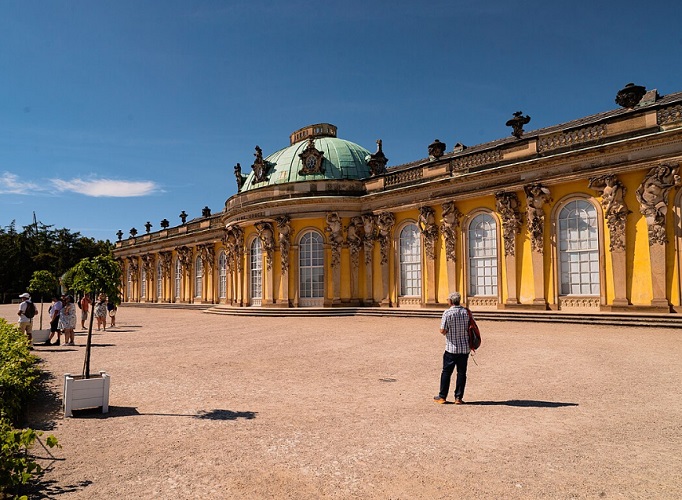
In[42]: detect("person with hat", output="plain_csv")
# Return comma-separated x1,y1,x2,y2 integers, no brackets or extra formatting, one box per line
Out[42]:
47,294,63,346
17,292,35,349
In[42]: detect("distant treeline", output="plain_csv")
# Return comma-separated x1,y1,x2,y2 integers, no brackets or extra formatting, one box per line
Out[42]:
0,220,113,303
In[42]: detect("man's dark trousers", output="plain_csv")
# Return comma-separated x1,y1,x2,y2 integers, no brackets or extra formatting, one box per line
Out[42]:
438,351,469,400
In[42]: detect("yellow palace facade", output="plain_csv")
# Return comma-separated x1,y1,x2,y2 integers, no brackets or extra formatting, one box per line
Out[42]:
114,84,682,314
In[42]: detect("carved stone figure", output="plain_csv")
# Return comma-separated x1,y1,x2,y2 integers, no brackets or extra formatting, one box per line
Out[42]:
223,224,244,272
234,163,244,192
127,257,139,282
635,164,681,245
198,244,215,269
116,230,123,241
159,251,173,274
141,254,155,274
495,191,522,256
175,246,192,272
160,219,170,229
252,146,269,183
365,139,388,176
202,206,211,218
144,221,152,233
588,174,630,251
255,221,275,270
615,83,647,109
179,211,188,224
129,227,138,237
418,206,438,260
346,216,364,270
428,139,446,160
298,137,326,175
506,111,531,139
275,216,292,273
376,212,396,265
524,183,552,252
325,212,344,269
440,201,462,262
362,214,376,265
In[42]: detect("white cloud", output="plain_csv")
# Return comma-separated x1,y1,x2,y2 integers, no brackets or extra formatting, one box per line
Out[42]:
0,171,44,195
51,178,160,197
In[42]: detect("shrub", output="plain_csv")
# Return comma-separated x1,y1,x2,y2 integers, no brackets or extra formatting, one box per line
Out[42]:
0,319,39,425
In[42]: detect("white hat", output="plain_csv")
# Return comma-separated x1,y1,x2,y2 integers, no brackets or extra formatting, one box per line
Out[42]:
19,292,30,299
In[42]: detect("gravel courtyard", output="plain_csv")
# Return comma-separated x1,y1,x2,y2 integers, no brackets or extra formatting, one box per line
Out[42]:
2,304,681,499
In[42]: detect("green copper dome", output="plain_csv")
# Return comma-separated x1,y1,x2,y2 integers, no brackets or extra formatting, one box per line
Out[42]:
240,124,371,192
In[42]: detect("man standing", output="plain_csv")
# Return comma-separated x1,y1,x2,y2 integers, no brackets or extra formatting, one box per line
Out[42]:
47,294,63,346
17,292,34,349
80,294,91,329
434,291,472,405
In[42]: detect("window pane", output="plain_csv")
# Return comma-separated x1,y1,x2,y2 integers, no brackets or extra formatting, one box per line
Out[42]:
558,200,600,297
468,214,498,296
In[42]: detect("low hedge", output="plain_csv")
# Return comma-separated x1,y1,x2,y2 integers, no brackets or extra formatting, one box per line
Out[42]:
0,319,39,425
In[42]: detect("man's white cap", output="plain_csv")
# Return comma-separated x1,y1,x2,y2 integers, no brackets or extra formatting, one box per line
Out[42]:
19,292,30,299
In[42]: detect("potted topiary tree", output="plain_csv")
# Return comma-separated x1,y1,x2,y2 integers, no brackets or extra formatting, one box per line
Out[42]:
62,255,121,417
27,270,59,344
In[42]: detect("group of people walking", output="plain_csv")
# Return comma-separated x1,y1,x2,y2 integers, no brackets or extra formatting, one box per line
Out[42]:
15,292,117,348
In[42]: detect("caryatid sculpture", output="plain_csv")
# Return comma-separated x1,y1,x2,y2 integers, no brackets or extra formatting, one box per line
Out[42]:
440,201,462,262
635,164,681,245
524,183,552,252
588,174,630,251
346,216,364,270
418,206,438,260
325,212,344,268
376,212,396,265
495,191,522,257
362,214,376,265
275,216,292,273
255,221,275,270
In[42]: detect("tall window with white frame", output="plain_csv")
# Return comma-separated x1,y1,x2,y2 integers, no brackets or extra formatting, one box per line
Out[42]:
126,266,133,300
156,260,163,302
195,256,203,299
140,266,147,299
399,223,421,297
250,238,263,306
218,251,227,300
174,259,182,302
299,231,324,306
558,200,600,295
468,213,498,297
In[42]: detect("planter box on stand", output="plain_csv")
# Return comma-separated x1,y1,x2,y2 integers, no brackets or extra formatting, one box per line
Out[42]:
64,371,110,417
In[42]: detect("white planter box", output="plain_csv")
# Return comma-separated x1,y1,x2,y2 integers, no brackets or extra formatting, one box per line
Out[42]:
63,371,110,417
32,329,50,344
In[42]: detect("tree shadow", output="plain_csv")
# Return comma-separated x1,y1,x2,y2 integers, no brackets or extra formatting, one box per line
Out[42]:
466,400,578,408
25,371,63,431
195,409,258,420
70,406,258,421
20,478,94,499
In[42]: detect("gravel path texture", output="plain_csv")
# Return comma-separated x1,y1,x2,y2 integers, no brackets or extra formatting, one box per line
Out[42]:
2,304,681,499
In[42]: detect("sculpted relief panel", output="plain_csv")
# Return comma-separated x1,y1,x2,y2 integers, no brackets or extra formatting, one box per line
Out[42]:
524,184,552,253
440,201,462,262
635,164,681,246
588,174,630,252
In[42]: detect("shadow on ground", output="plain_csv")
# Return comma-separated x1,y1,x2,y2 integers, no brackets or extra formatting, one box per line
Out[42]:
466,400,578,408
70,406,258,421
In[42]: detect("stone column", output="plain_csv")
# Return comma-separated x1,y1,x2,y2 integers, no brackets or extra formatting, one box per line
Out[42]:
440,202,462,295
588,175,630,307
325,213,343,306
362,214,375,306
376,212,396,307
635,164,681,310
495,192,521,305
524,184,552,308
419,206,438,305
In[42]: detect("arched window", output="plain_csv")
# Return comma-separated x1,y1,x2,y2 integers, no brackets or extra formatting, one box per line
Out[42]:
399,223,421,297
140,267,147,299
299,231,324,306
174,259,182,301
558,200,599,295
126,266,133,300
250,238,263,306
156,260,163,301
218,251,227,299
468,213,498,296
195,256,203,299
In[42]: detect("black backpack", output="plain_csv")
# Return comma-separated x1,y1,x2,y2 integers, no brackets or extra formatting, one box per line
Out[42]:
25,301,37,319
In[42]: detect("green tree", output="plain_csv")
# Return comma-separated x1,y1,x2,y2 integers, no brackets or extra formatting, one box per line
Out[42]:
68,256,121,378
27,271,59,330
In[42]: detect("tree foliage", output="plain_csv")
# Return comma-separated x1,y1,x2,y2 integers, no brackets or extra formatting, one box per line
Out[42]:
27,271,59,330
0,219,113,303
68,256,122,378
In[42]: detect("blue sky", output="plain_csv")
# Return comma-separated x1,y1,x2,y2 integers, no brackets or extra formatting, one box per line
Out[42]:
2,0,681,242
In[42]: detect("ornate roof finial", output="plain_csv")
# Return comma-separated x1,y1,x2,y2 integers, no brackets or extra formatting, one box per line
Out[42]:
160,219,170,229
144,221,152,233
615,83,647,109
428,139,446,160
506,111,531,139
366,139,389,176
116,230,123,241
179,211,188,224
